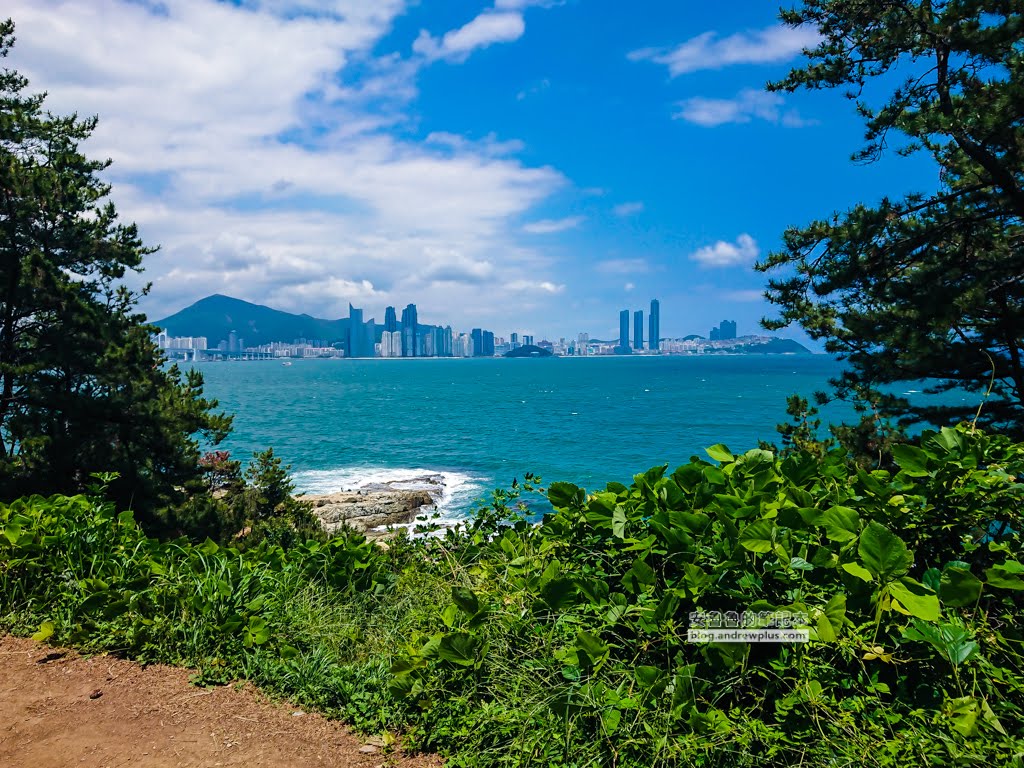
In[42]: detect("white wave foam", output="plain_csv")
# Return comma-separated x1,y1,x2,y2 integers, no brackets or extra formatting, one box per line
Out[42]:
291,466,487,530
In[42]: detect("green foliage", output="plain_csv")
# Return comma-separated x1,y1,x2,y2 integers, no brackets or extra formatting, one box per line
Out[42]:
231,448,323,549
0,20,231,523
757,1,1024,437
2,426,1023,767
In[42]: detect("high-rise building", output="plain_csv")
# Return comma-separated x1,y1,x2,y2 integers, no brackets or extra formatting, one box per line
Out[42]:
709,319,737,341
523,335,534,346
483,331,495,356
510,332,519,348
401,304,418,357
471,328,483,356
619,310,630,353
577,332,589,356
228,330,238,353
384,306,398,333
441,326,454,357
347,304,364,357
633,310,644,350
649,299,660,351
364,319,376,357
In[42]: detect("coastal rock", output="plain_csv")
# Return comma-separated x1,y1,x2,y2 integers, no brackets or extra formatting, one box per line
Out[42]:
304,488,436,537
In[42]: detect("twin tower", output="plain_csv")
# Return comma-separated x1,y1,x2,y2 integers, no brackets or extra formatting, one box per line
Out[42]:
619,299,660,354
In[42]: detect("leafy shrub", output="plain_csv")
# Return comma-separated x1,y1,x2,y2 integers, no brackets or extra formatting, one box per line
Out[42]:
1,425,1022,767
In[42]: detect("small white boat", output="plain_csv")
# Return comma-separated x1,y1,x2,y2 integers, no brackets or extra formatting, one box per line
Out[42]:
281,361,293,367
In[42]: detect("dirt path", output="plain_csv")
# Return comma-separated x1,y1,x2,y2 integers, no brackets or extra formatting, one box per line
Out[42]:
0,635,441,768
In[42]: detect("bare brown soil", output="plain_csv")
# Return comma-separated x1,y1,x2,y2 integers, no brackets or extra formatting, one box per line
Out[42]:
0,635,441,768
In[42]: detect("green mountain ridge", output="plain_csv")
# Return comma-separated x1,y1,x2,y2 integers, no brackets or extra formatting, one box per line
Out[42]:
154,295,351,348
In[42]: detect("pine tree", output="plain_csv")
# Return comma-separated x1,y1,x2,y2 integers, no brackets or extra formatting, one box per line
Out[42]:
758,1,1024,437
0,20,231,528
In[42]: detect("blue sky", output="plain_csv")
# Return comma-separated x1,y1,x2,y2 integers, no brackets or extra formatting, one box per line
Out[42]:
8,0,938,342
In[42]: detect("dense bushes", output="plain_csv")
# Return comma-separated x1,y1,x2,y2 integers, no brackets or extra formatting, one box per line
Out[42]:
1,425,1022,767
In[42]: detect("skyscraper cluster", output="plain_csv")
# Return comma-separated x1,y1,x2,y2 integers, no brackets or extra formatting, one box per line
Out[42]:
617,299,661,354
709,320,737,341
349,302,495,358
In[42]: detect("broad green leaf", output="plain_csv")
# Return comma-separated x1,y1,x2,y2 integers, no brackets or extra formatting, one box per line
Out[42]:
702,465,727,486
2,523,21,546
451,587,480,616
858,521,912,582
548,482,584,510
198,538,219,555
738,519,775,554
891,444,931,476
904,619,979,667
945,697,980,737
601,708,622,735
888,578,940,621
841,562,874,582
635,666,664,690
705,444,734,463
437,632,478,666
622,558,656,594
31,620,55,643
611,506,627,539
821,506,861,542
540,578,577,611
985,560,1024,590
819,593,846,640
575,630,609,661
939,567,983,607
815,613,836,642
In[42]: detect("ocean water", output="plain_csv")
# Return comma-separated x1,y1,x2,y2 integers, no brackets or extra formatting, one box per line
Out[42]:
192,355,848,520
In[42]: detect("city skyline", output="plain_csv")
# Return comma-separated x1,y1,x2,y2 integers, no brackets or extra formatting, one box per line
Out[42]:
154,292,782,360
2,1,936,348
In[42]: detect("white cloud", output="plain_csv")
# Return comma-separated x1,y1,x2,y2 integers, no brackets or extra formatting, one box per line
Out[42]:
414,0,562,64
629,25,819,77
5,0,569,330
612,201,644,217
414,11,525,61
506,279,565,294
624,282,635,292
522,216,584,234
595,258,649,274
675,89,812,127
723,289,765,302
691,234,759,267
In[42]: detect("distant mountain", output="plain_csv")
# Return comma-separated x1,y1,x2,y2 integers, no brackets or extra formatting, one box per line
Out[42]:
153,295,351,348
504,344,553,358
730,338,812,355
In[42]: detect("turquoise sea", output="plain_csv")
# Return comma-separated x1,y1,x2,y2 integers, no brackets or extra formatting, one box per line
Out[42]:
193,355,849,521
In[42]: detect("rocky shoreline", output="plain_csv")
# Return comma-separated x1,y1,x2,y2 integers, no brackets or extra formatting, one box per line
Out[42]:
302,473,444,539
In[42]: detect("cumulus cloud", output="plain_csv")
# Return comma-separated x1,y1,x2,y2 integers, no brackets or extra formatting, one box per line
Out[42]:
675,89,812,127
522,216,585,234
612,201,644,217
414,0,562,63
6,0,569,330
629,25,819,76
691,234,759,267
414,12,526,61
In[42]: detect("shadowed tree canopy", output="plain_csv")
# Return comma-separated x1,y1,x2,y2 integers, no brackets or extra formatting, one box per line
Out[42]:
758,0,1024,437
0,20,231,525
